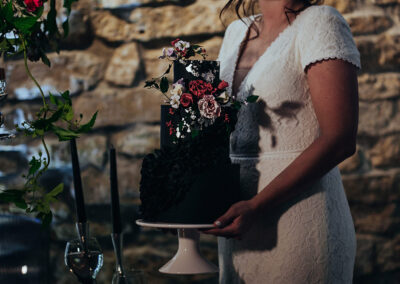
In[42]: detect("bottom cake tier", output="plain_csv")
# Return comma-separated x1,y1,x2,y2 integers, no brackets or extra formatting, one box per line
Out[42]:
143,163,241,224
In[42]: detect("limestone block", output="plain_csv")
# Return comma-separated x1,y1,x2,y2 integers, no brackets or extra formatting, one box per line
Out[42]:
358,100,396,136
91,0,226,42
358,72,400,101
73,82,163,128
378,29,400,70
111,124,160,156
324,0,357,13
376,234,400,272
343,169,400,204
368,135,400,168
354,234,377,276
352,203,400,234
105,42,141,86
355,36,381,71
61,10,93,49
6,40,111,100
344,8,392,35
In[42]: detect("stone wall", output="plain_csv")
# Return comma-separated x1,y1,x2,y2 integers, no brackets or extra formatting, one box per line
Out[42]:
0,0,399,283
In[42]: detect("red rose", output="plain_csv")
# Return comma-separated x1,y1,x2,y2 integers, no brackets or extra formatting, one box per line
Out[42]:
180,93,193,107
189,80,210,99
171,38,180,46
218,80,229,90
169,108,175,115
24,0,43,12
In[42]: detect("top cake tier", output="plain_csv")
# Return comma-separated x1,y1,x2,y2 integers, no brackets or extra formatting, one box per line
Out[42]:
173,60,220,84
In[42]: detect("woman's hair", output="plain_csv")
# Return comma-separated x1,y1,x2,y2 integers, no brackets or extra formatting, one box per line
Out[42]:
220,0,324,41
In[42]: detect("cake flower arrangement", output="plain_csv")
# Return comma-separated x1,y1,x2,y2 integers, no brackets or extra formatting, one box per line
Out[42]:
145,38,258,143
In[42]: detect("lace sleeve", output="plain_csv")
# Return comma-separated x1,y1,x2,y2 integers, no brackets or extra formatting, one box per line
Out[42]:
297,6,361,72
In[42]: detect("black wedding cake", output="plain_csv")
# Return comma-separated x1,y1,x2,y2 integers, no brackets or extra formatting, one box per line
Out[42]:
139,60,241,224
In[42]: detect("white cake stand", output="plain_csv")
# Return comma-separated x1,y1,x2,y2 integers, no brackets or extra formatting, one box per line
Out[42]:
136,219,218,274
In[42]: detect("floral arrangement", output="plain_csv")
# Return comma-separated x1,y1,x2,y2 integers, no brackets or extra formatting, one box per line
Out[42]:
0,0,97,225
145,38,258,143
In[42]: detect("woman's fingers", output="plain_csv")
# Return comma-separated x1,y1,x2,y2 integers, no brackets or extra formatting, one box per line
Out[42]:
214,205,238,228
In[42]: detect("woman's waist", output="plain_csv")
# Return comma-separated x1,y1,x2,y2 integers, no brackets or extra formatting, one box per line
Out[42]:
229,148,305,160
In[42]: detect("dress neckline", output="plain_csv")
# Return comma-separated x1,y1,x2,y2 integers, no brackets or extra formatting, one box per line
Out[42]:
231,7,313,98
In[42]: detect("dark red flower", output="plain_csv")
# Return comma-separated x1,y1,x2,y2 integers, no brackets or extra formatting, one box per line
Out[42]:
180,93,193,107
24,0,43,12
224,113,230,123
189,80,213,99
169,108,175,115
169,127,175,136
166,120,172,127
218,80,229,90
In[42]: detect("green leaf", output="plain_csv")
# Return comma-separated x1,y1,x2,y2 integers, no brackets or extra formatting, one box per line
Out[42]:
160,77,169,93
61,90,71,104
246,95,259,103
51,125,80,141
62,19,70,37
64,105,74,121
46,0,59,37
78,111,98,133
47,183,64,198
28,157,42,176
13,17,38,34
3,2,13,23
233,101,242,110
41,53,51,67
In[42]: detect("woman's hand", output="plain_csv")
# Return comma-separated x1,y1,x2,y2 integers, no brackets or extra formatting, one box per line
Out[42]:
201,199,259,240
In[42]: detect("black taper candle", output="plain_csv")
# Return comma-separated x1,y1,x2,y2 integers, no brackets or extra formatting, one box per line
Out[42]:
70,138,87,223
110,146,122,234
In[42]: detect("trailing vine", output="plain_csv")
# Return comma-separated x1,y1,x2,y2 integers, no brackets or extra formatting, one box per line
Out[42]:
0,0,97,226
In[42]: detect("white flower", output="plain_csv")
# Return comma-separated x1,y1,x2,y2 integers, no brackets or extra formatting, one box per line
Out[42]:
170,94,180,109
170,83,185,97
202,71,215,83
175,40,190,50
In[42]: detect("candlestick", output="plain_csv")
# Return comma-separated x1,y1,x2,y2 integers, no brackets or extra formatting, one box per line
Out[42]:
110,146,122,234
70,138,87,223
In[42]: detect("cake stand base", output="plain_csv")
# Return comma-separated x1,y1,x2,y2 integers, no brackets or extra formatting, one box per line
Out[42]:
136,219,218,275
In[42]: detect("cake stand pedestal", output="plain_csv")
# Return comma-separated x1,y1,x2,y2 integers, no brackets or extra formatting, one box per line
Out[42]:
136,219,218,275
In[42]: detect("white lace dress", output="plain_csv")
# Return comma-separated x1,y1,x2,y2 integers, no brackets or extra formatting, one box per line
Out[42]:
217,5,361,284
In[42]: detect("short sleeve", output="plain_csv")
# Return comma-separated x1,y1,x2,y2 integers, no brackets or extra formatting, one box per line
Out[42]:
297,6,361,71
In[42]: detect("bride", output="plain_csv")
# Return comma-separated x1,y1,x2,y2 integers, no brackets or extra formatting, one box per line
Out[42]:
203,0,360,283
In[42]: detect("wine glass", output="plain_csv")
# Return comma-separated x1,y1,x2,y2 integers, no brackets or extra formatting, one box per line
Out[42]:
64,237,104,284
112,269,147,284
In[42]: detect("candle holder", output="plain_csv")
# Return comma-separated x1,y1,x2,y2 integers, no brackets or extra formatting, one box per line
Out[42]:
64,223,103,284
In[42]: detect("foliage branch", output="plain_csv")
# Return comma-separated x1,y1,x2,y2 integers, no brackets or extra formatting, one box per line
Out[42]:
0,0,97,226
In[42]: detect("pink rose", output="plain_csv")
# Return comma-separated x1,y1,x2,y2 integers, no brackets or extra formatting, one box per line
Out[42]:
24,0,43,12
198,95,221,119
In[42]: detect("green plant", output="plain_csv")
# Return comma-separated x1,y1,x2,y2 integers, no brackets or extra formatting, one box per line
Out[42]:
0,0,97,226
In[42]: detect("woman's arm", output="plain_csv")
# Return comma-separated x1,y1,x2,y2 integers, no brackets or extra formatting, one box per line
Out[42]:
203,59,359,239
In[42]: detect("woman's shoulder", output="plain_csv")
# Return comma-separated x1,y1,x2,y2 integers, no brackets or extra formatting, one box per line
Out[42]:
298,4,349,27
